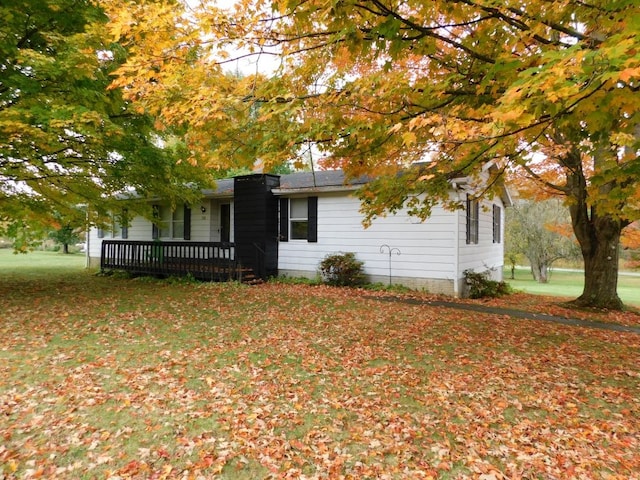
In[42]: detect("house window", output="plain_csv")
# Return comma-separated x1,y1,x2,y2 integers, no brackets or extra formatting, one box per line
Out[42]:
290,198,309,240
466,195,479,245
493,205,501,244
280,197,317,243
104,209,128,239
98,224,116,239
172,207,185,239
111,218,121,238
120,209,129,239
153,204,191,240
158,206,172,238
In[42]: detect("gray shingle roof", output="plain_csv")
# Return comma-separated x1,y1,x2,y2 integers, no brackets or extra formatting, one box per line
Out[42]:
277,170,367,189
202,178,234,197
203,170,367,197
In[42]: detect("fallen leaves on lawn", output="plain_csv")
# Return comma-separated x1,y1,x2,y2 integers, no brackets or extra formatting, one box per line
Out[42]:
0,277,638,479
455,292,640,327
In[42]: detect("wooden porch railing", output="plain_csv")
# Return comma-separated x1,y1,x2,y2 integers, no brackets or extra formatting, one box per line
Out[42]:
100,240,238,281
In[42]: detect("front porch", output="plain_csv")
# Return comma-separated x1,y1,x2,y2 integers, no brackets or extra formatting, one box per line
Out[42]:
100,240,241,281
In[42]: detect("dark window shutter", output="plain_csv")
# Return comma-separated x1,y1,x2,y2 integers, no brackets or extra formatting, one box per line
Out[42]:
493,205,501,243
152,205,159,239
465,195,479,245
183,205,191,240
474,200,479,243
121,208,129,239
466,196,471,244
279,198,289,242
307,196,318,243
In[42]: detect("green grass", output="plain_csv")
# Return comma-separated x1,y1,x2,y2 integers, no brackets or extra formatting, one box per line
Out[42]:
505,266,640,307
1,252,639,478
0,248,86,275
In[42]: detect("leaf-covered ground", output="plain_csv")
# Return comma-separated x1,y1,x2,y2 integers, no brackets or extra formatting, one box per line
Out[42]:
423,291,640,328
1,273,639,479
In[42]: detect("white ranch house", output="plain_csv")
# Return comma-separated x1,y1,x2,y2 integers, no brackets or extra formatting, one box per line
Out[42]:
88,170,510,296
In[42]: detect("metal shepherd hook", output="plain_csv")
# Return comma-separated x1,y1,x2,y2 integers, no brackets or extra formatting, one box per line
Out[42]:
379,244,401,286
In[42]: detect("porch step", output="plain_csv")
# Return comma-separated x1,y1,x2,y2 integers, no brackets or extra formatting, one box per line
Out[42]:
239,268,264,285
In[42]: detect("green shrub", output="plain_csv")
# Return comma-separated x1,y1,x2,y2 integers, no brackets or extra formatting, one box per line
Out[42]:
464,269,511,299
97,269,134,279
319,252,365,287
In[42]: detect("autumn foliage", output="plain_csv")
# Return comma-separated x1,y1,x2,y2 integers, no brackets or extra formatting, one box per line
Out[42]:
0,0,216,249
98,0,640,309
621,222,640,268
1,267,639,479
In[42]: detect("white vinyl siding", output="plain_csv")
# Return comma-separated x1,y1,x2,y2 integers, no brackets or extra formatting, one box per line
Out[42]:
88,200,227,260
458,199,505,285
278,192,457,290
96,212,127,240
88,185,506,298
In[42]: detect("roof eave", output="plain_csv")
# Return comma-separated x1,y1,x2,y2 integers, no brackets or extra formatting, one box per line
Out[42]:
272,185,361,195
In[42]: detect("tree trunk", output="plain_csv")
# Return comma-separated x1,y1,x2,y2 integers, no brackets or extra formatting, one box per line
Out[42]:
573,216,623,310
530,258,549,283
565,148,625,310
63,243,69,254
538,263,548,283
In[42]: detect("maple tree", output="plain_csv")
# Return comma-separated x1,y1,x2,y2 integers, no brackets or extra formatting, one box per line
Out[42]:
620,221,640,268
0,0,213,250
48,214,83,255
104,0,640,309
506,199,580,283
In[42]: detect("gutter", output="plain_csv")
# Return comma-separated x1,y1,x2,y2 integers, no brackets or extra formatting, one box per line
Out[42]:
272,185,361,195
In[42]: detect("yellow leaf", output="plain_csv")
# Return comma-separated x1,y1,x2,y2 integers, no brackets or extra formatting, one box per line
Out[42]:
388,122,403,134
402,131,416,146
492,105,525,123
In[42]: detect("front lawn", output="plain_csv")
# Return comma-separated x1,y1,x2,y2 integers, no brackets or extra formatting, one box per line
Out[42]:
1,260,639,479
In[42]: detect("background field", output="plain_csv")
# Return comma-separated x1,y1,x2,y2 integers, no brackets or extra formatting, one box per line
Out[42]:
0,249,86,274
504,266,640,307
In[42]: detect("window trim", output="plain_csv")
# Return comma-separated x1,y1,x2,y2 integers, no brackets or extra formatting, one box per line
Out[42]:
466,195,479,245
152,204,191,240
111,216,121,238
289,197,309,240
279,196,317,243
